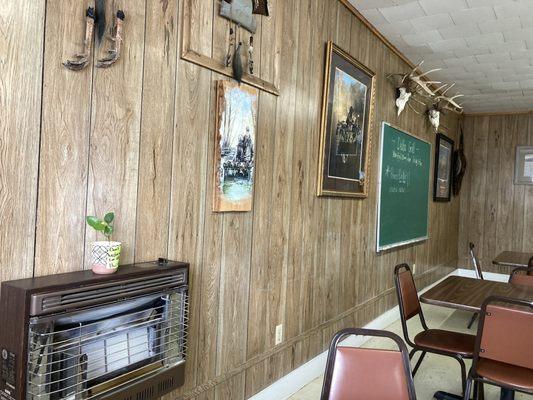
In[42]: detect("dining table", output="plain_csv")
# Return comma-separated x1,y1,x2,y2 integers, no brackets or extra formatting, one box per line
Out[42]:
420,275,533,400
492,251,533,269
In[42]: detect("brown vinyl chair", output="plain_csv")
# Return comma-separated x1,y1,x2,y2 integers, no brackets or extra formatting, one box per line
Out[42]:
394,264,476,395
320,328,416,400
508,266,533,287
464,296,533,399
466,243,484,329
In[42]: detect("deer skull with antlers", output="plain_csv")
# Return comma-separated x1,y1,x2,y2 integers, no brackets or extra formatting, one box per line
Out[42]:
387,61,443,116
427,83,464,131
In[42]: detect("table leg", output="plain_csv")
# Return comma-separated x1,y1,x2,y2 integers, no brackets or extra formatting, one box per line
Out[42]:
500,389,514,400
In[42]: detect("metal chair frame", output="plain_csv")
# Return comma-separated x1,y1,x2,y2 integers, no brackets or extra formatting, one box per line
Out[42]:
320,327,417,400
464,296,533,400
394,264,474,396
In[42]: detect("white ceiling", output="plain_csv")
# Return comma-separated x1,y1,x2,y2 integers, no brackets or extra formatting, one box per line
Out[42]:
349,0,533,113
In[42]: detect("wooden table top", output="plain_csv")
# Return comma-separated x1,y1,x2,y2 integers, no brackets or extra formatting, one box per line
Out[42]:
492,251,533,268
420,276,533,313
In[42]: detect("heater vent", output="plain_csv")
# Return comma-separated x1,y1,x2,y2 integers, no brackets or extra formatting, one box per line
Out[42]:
136,385,155,400
30,272,186,316
158,377,174,393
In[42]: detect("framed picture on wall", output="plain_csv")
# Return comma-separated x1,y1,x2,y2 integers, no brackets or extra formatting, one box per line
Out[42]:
213,80,258,212
515,146,533,185
433,133,454,202
317,41,376,198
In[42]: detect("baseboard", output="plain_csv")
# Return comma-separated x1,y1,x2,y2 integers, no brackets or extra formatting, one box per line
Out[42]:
249,268,462,400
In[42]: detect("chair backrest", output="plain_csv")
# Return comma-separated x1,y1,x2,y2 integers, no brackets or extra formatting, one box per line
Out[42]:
469,242,484,280
321,328,416,400
394,264,422,321
471,296,533,387
509,267,533,286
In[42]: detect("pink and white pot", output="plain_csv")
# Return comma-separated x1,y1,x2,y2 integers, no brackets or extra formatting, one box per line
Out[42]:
90,241,122,274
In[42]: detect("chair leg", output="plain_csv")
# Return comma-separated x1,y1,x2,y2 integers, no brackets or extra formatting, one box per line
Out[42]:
463,378,473,400
409,348,417,360
412,351,426,377
455,356,467,394
477,382,484,400
467,314,478,329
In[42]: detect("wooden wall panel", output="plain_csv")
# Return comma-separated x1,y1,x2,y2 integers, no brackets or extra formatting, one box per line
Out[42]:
84,0,146,266
459,114,533,273
35,1,93,276
135,0,179,261
0,0,463,399
0,0,45,281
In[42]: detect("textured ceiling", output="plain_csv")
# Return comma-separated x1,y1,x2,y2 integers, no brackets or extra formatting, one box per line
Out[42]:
349,0,533,113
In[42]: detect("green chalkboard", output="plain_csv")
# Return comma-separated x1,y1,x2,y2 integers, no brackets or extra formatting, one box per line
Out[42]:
377,123,431,251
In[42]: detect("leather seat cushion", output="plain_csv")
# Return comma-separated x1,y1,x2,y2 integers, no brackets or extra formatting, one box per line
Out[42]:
477,358,533,391
414,329,475,357
328,347,411,400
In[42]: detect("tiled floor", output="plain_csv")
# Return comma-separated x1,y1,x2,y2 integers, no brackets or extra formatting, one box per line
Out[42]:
289,304,528,400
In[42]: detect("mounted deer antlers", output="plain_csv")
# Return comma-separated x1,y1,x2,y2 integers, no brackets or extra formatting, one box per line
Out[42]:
427,83,465,131
63,7,95,71
97,10,125,68
387,61,464,121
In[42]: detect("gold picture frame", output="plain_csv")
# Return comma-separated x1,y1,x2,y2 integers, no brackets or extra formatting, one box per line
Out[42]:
317,41,376,198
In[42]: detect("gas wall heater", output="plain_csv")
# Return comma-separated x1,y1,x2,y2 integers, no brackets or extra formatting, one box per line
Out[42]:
0,259,189,400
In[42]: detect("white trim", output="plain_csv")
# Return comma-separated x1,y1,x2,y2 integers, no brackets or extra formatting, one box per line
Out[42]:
248,268,461,400
456,268,509,282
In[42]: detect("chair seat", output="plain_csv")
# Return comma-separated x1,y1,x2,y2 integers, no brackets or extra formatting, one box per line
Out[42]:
477,358,533,392
414,329,475,357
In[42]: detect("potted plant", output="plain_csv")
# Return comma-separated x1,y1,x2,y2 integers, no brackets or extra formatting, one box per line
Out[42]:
86,212,121,274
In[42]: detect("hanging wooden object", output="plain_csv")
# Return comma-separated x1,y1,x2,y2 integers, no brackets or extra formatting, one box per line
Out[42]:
63,7,95,71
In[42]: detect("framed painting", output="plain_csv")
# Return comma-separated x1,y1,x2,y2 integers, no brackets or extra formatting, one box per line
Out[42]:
515,146,533,185
317,41,376,198
213,80,258,212
433,133,454,202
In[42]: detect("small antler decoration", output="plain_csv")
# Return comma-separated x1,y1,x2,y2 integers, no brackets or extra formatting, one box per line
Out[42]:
63,7,95,71
97,10,125,68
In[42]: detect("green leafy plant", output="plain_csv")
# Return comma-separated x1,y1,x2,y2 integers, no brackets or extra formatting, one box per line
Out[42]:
86,212,115,241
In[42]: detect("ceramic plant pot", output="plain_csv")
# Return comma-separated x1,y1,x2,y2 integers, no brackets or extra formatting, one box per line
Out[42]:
91,241,122,274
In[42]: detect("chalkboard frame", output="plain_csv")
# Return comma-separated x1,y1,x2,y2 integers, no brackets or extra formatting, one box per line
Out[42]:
376,122,431,252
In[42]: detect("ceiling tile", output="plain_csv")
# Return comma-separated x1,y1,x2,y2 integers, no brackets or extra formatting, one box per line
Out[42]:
379,2,426,23
418,0,468,16
348,0,533,112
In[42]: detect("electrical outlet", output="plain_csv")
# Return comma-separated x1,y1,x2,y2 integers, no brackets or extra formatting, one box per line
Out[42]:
412,263,416,274
275,324,283,345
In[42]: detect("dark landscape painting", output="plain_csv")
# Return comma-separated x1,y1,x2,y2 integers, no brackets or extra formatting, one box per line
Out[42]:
318,41,375,197
328,67,367,181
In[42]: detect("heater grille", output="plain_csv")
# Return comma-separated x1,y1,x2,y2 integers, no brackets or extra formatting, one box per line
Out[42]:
26,290,188,400
30,273,186,316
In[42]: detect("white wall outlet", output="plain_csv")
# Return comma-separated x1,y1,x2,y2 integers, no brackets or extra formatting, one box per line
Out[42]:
412,263,416,274
275,324,283,345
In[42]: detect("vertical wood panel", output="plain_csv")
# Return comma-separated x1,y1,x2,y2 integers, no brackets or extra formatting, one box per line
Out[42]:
135,0,178,261
84,0,146,266
35,1,92,276
0,0,45,281
459,114,533,273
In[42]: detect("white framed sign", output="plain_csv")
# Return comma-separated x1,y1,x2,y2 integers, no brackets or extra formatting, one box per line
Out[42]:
515,146,533,185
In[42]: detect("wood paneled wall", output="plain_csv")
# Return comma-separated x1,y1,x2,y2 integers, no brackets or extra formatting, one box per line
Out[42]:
1,1,461,399
459,114,533,274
